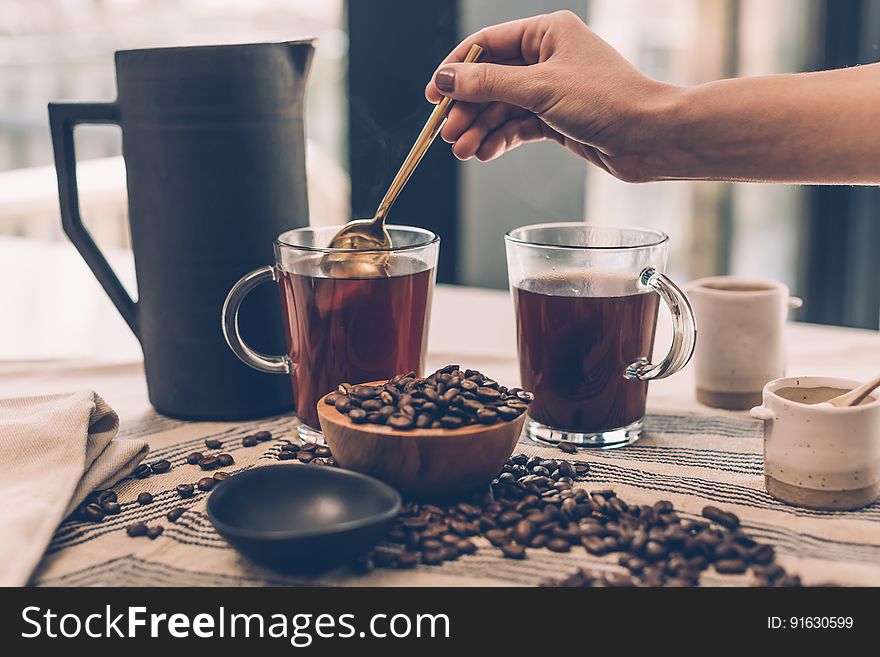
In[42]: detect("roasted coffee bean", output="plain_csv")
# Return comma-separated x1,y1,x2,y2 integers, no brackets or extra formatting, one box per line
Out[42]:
440,415,463,429
298,452,315,463
198,456,220,470
348,409,367,423
395,552,420,569
213,471,231,481
324,393,340,406
205,438,222,449
387,414,414,429
278,450,297,460
197,477,216,491
101,501,121,515
150,459,171,474
334,397,352,412
750,544,775,565
126,522,148,537
82,503,105,522
176,483,194,498
217,453,235,467
714,558,747,574
702,505,740,530
167,507,186,523
186,451,204,464
485,528,509,546
147,525,164,540
253,430,272,442
97,490,117,504
299,443,318,453
422,551,444,565
137,491,154,505
500,543,526,559
360,399,383,412
242,435,259,447
558,441,578,454
133,464,152,479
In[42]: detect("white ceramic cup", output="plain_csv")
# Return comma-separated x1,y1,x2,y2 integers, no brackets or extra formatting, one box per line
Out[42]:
751,376,880,510
685,276,802,410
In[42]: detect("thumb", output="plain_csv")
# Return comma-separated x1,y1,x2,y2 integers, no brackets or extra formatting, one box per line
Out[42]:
432,62,547,111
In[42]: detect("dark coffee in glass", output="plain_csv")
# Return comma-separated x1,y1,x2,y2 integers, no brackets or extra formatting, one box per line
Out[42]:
505,224,696,449
515,272,660,433
224,225,439,441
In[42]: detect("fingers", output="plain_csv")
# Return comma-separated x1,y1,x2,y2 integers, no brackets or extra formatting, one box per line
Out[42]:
440,102,485,144
451,103,527,160
430,61,552,111
473,115,555,162
425,15,551,103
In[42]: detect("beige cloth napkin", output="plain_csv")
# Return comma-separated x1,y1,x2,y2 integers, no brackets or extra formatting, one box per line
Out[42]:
0,390,148,586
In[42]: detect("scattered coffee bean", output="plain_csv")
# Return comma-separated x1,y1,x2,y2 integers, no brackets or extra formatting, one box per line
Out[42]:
151,459,171,474
205,439,222,449
97,490,117,504
167,508,186,523
558,441,578,454
217,453,235,467
242,435,259,447
186,451,204,464
253,430,272,442
101,501,121,515
82,503,105,522
197,477,216,491
126,522,148,537
702,505,740,530
501,543,526,559
213,471,231,481
715,558,747,575
147,525,164,540
176,483,194,498
136,491,154,505
133,464,152,479
198,456,220,470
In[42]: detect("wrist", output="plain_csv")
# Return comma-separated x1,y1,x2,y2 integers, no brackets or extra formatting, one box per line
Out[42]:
618,81,691,181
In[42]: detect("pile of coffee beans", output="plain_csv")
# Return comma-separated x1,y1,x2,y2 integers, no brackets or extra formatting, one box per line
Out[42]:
350,452,799,587
324,365,533,430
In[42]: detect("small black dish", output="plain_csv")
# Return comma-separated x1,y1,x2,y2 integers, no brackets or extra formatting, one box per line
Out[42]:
207,464,401,572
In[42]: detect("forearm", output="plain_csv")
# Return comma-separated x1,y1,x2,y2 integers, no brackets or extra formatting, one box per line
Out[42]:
641,64,880,184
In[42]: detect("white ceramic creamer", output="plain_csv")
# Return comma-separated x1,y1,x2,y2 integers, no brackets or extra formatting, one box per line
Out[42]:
686,277,802,410
751,376,880,510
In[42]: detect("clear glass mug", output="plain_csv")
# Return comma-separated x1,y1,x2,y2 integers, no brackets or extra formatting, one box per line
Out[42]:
222,225,439,441
505,223,696,448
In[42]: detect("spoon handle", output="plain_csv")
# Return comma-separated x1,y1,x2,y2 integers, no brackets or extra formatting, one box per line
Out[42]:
828,374,880,407
373,44,483,222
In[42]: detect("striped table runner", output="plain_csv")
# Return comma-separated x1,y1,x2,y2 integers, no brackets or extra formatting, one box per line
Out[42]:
31,410,880,587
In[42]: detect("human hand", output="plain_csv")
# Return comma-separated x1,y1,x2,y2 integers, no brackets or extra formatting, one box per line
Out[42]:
425,10,677,182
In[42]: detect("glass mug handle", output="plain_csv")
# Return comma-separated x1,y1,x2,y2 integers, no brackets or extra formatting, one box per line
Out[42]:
221,265,292,375
624,267,697,381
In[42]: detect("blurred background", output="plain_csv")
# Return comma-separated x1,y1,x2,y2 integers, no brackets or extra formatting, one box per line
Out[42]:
1,0,878,361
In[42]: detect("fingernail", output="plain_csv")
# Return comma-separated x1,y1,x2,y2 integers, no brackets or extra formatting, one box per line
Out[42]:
435,68,455,93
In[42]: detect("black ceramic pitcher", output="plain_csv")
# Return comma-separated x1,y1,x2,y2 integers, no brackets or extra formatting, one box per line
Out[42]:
48,41,314,420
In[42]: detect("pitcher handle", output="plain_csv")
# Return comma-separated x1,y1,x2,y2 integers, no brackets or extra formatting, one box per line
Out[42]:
48,101,140,337
222,265,292,374
625,267,697,381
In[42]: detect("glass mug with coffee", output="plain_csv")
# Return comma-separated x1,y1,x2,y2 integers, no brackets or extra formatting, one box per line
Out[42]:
505,223,696,448
223,225,438,441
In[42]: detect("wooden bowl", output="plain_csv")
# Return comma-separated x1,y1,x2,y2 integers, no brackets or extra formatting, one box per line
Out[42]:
317,383,526,499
